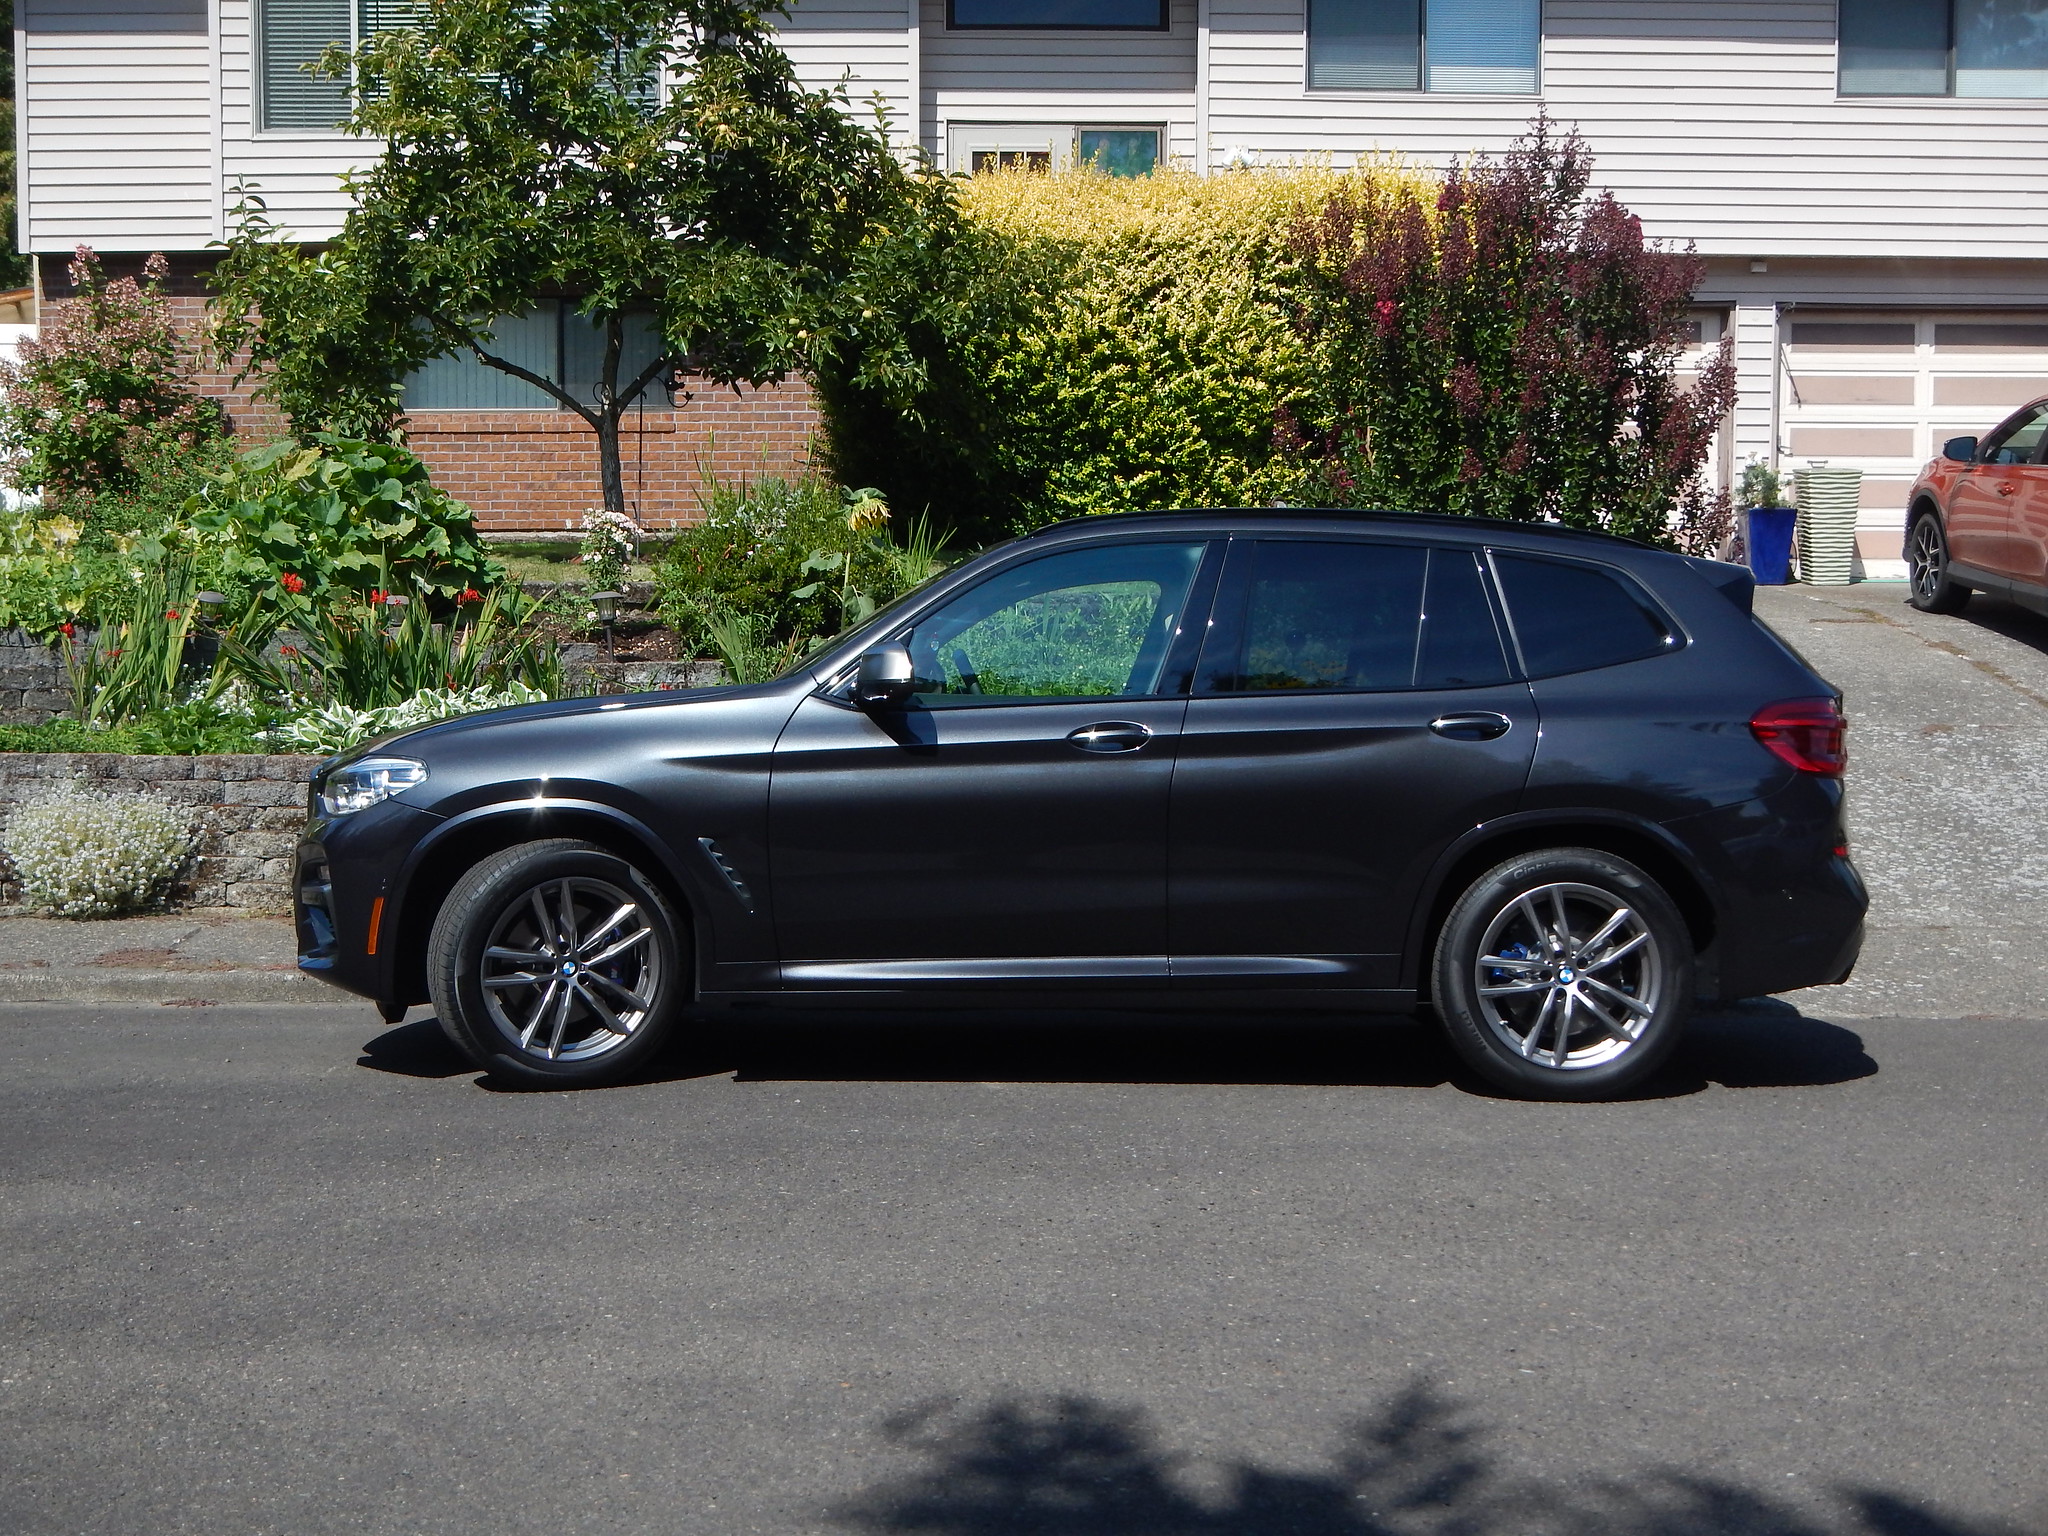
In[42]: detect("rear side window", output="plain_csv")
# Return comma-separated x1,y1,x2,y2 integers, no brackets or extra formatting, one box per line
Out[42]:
1492,553,1678,677
1197,541,1510,693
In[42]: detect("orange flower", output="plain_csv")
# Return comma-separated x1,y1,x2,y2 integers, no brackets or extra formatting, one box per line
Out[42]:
280,572,306,594
165,608,180,620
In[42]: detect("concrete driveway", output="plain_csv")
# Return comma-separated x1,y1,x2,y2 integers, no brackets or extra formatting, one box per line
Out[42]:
1757,581,2048,1019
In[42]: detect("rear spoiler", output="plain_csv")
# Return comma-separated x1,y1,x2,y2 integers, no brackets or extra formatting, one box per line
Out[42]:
1682,555,1755,614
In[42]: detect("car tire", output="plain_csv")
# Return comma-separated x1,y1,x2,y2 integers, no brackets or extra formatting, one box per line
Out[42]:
1431,849,1694,1101
1906,512,1971,615
427,838,688,1088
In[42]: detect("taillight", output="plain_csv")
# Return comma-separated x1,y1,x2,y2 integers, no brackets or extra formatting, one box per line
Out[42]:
1751,697,1847,776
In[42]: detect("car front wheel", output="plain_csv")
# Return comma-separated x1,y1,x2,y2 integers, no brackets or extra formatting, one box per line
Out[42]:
428,838,687,1088
1431,849,1694,1100
1906,512,1971,614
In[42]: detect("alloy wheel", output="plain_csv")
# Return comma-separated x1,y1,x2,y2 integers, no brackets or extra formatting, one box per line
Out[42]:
1471,882,1664,1071
1909,518,1946,605
478,876,664,1063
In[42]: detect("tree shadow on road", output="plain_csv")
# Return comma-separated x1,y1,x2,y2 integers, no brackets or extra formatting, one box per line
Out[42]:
831,1382,2023,1536
354,1003,1877,1098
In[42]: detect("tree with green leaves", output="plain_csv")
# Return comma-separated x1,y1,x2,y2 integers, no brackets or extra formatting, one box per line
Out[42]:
211,0,960,514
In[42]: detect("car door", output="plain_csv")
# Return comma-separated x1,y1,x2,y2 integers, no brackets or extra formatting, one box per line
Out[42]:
1948,403,2048,577
1993,407,2048,588
769,537,1219,988
1167,539,1537,991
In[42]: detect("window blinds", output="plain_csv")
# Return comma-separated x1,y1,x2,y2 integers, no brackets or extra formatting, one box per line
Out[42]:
259,0,352,128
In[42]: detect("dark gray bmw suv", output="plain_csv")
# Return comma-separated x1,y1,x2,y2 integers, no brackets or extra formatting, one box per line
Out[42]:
296,509,1865,1100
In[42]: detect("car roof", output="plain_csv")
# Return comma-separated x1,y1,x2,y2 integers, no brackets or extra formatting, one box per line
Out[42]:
1022,507,1656,554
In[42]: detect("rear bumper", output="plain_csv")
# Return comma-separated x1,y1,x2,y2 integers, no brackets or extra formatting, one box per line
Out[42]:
1669,778,1868,1004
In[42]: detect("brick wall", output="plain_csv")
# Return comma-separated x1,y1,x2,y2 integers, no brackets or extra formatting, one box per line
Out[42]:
38,252,825,532
0,753,322,911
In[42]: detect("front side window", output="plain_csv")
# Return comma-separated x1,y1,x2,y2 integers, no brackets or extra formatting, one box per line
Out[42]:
1197,542,1511,693
1841,0,2048,96
1308,0,1539,92
1980,404,2048,464
949,0,1168,27
902,543,1206,706
1491,554,1678,678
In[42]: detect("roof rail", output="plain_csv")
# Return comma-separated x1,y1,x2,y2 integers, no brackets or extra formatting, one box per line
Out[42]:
1022,506,1654,551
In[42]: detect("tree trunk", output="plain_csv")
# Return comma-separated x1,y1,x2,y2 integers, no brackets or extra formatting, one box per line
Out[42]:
595,409,627,515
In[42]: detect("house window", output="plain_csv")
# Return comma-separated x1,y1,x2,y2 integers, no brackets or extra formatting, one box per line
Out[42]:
402,305,671,411
951,125,1163,175
948,0,1168,28
257,0,416,130
1840,0,2048,97
1308,0,1540,92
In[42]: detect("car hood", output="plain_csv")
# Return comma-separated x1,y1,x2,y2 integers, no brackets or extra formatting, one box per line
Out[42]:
320,682,795,775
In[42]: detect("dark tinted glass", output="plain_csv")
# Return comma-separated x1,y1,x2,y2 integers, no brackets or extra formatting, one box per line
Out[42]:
1839,0,1950,95
950,0,1166,25
1493,554,1676,677
1417,548,1512,687
1201,541,1427,692
903,542,1205,705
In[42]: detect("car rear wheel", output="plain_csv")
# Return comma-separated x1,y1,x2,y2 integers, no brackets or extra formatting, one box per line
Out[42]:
1906,512,1971,614
428,838,687,1088
1431,849,1693,1100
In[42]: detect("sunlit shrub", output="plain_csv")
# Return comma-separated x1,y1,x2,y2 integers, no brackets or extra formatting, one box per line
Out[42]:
3,779,198,917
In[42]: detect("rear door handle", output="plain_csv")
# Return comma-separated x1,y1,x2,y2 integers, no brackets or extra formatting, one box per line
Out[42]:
1430,711,1513,741
1067,721,1153,753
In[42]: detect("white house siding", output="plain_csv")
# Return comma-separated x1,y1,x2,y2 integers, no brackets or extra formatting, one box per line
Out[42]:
19,0,219,251
1205,0,2048,261
916,0,1199,166
216,0,368,244
774,0,918,151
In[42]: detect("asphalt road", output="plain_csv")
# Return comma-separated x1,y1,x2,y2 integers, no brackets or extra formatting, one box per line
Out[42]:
3,1001,2042,1536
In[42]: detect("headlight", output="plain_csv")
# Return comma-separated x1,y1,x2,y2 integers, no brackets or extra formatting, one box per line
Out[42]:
318,757,428,817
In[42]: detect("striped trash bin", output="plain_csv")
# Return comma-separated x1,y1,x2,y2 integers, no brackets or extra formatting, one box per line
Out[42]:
1795,465,1862,586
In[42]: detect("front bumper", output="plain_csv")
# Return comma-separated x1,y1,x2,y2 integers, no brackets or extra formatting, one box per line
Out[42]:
294,802,445,1004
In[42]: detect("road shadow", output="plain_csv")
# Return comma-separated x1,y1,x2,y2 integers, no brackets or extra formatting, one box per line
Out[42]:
355,1017,473,1078
831,1381,2025,1536
1948,594,2048,659
356,1002,1876,1098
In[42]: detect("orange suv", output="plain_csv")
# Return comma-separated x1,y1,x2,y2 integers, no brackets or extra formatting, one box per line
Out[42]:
1905,396,2048,614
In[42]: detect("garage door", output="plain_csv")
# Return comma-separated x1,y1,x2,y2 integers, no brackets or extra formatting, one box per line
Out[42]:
1781,312,2048,571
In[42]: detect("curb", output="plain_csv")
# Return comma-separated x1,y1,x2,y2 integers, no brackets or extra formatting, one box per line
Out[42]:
0,967,335,1005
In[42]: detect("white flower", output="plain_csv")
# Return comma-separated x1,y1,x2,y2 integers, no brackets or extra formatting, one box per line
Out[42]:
3,780,197,917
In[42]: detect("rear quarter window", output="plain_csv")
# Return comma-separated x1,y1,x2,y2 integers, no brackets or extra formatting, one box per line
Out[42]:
1491,552,1680,677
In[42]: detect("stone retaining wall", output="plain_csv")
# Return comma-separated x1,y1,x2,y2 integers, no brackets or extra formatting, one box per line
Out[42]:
0,754,322,912
0,630,69,725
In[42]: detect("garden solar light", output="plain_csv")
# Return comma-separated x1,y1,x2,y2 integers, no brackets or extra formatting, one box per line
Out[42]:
591,591,622,656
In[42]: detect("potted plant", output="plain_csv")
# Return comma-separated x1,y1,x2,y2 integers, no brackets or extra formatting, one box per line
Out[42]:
1737,459,1796,585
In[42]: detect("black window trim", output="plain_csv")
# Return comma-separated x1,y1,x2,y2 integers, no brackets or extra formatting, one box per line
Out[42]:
1186,532,1525,700
1483,547,1688,680
946,0,1171,30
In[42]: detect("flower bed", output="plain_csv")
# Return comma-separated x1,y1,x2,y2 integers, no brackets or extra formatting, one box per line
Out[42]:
0,753,322,912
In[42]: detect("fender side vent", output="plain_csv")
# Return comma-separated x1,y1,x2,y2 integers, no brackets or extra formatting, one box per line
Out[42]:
698,838,757,914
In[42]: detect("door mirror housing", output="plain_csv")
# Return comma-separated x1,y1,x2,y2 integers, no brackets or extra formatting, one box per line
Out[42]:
853,642,915,708
1942,436,1979,463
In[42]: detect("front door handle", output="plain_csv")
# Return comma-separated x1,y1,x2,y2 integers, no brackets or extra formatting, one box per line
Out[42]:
1430,711,1513,742
1067,721,1154,753
1998,481,2019,496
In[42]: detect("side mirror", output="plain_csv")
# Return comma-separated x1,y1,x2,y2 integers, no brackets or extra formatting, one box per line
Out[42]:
1943,436,1979,463
853,642,915,708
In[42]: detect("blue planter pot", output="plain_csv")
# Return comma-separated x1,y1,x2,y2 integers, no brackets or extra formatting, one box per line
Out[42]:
1743,506,1797,585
